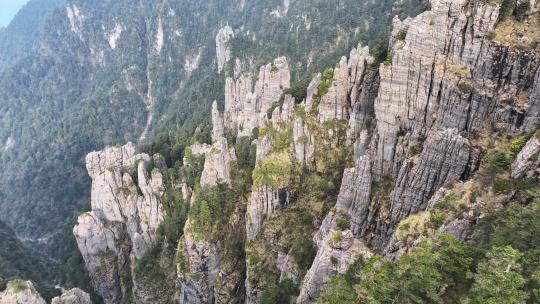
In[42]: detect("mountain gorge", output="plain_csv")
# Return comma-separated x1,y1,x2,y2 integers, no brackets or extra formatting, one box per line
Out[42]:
1,0,540,303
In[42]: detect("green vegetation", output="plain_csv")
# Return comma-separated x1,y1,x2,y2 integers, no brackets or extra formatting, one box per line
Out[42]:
515,1,531,20
0,219,64,300
7,279,27,293
291,237,317,275
458,80,474,94
426,211,446,229
260,279,299,304
316,276,358,304
499,0,517,21
252,152,293,188
467,246,528,303
294,105,307,119
333,231,343,242
510,134,532,157
397,29,408,40
336,218,350,231
319,139,540,303
383,53,393,65
317,68,334,98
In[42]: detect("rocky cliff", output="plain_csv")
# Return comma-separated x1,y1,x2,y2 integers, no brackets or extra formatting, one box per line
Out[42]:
71,0,540,303
297,0,540,298
0,280,91,304
73,143,166,303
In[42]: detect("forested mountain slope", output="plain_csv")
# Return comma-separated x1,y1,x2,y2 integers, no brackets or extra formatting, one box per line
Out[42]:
0,0,63,69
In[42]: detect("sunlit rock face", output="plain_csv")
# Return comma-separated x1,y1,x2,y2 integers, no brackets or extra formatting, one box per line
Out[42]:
74,143,165,303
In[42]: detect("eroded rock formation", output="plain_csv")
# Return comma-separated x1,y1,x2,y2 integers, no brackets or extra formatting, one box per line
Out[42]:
73,143,166,303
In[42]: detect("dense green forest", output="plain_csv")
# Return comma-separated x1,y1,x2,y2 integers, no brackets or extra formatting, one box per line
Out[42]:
0,0,62,69
0,220,57,300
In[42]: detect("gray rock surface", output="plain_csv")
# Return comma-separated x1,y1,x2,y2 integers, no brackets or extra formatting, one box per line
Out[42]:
254,57,291,117
0,281,46,304
216,25,234,73
317,45,374,123
511,136,540,178
74,143,166,303
293,117,315,166
212,101,225,142
179,220,222,304
223,57,291,137
200,137,236,187
246,187,290,241
51,288,92,304
297,229,372,304
297,156,373,302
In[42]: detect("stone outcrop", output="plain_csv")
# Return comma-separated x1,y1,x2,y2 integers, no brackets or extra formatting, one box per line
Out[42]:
297,156,374,302
180,220,222,304
223,57,291,137
0,282,91,304
216,25,234,73
51,288,92,304
199,138,236,187
73,143,166,303
293,117,315,166
212,101,225,141
512,135,540,178
317,45,374,122
297,230,372,303
371,0,540,180
0,281,46,304
246,187,290,241
224,74,253,131
179,110,241,303
377,129,471,246
254,57,291,115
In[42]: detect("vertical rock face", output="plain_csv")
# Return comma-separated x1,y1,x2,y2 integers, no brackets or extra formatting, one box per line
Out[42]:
512,136,540,178
293,117,315,166
180,219,222,304
212,101,225,142
216,25,234,73
524,68,540,131
73,143,166,303
223,57,291,137
0,282,91,304
374,0,492,178
304,74,322,113
297,156,374,303
224,74,253,130
246,187,290,241
334,156,374,236
317,46,374,122
297,230,372,304
200,137,236,187
372,128,471,247
0,281,46,304
254,57,291,115
179,112,240,303
51,288,92,304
